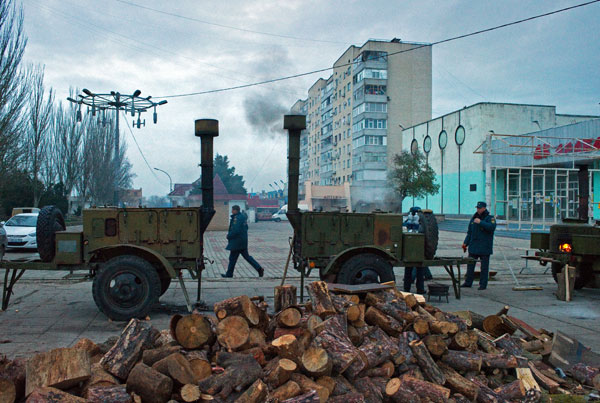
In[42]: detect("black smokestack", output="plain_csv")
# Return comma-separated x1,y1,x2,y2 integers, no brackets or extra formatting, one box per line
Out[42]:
195,119,218,234
284,115,306,231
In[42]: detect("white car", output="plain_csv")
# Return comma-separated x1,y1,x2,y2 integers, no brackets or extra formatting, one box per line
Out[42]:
3,213,38,250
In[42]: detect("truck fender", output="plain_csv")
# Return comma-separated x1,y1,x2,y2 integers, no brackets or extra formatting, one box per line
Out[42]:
321,246,397,277
89,244,177,278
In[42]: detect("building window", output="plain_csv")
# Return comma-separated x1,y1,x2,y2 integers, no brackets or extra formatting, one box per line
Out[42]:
411,139,418,155
423,136,432,154
439,130,448,150
455,125,466,146
364,84,386,96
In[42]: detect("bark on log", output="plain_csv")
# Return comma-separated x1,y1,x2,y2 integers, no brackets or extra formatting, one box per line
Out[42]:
216,315,250,351
234,379,268,403
330,294,361,322
493,334,523,356
25,347,91,396
86,385,132,403
185,350,212,382
277,308,302,328
395,331,419,365
25,387,87,403
409,340,446,385
274,285,297,313
364,306,403,337
126,363,173,403
0,356,25,402
175,314,215,349
473,329,500,354
100,318,154,380
301,347,332,378
315,375,336,395
441,350,483,372
412,318,430,336
384,377,420,403
327,392,366,403
264,358,297,388
290,373,329,402
387,376,450,403
270,380,301,402
213,296,260,326
198,353,262,399
450,330,479,351
73,338,102,358
306,281,336,318
82,363,120,398
355,376,383,403
478,353,519,369
240,346,267,366
362,361,395,378
281,390,319,403
450,393,472,403
570,363,600,389
180,384,201,402
483,315,516,338
494,380,526,400
142,345,181,367
403,294,419,309
438,362,480,402
0,378,15,403
424,334,448,357
331,375,357,396
152,352,195,386
469,376,507,403
313,315,361,375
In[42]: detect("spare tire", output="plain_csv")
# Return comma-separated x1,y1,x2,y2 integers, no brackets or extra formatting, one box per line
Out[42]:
418,210,439,259
37,205,66,262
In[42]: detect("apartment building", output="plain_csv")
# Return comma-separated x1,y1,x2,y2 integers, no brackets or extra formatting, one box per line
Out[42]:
291,39,432,210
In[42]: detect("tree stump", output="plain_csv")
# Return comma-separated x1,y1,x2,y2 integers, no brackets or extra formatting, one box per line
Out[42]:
126,363,173,403
277,308,302,328
100,318,155,380
234,379,268,403
409,340,445,385
441,350,483,372
216,315,250,351
25,347,91,396
274,285,297,312
152,353,195,386
181,384,201,402
185,351,212,382
306,281,336,318
86,385,132,403
25,387,87,403
175,314,215,349
213,296,260,326
271,380,301,401
301,347,332,378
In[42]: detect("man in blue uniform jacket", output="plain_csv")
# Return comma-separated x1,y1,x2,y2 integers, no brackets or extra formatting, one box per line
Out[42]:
461,201,496,290
221,205,264,278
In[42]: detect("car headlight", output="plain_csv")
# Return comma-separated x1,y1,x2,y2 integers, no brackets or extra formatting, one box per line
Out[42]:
559,243,572,253
29,232,36,237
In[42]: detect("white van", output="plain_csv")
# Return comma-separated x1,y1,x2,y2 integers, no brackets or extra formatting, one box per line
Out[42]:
272,204,309,222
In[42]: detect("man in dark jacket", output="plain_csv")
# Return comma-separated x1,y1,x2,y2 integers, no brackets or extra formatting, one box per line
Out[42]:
221,205,264,278
461,201,496,290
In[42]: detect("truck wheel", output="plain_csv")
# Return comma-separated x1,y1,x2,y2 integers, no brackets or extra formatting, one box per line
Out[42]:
92,255,161,321
36,205,66,262
159,272,172,296
551,262,591,290
336,253,395,285
418,211,438,260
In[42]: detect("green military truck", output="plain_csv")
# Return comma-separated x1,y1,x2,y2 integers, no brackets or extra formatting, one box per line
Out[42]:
1,119,219,320
282,115,470,295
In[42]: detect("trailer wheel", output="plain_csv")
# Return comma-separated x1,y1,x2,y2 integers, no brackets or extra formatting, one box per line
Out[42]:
418,211,439,260
159,271,172,296
92,255,161,321
551,261,591,290
336,253,395,285
36,206,66,262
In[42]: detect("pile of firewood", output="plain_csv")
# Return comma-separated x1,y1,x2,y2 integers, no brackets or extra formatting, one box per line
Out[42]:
1,281,599,403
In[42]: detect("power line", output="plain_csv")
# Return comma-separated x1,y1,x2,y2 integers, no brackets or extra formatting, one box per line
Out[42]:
159,0,600,99
115,0,351,45
121,111,161,182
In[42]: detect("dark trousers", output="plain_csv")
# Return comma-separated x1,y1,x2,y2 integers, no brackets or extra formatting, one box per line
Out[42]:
226,249,262,276
404,267,425,294
406,223,419,232
464,253,490,288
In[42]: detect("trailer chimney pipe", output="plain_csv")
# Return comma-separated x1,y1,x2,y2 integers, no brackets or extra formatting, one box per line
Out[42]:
284,115,306,231
195,119,219,234
577,165,589,222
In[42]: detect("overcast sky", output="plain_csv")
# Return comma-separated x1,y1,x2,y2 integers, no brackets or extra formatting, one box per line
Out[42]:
19,0,600,197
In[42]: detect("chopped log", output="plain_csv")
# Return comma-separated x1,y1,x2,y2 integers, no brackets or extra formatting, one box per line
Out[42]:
213,295,260,326
387,376,450,403
185,350,212,382
365,293,416,324
274,326,308,340
175,314,215,349
234,379,268,403
450,393,472,403
441,350,483,372
438,362,480,401
521,339,546,353
403,293,419,309
25,347,91,396
272,334,302,364
355,376,383,403
424,334,448,357
277,307,302,328
274,285,297,312
430,320,459,335
347,325,361,346
181,384,201,402
198,353,262,399
330,294,361,322
264,358,297,388
362,361,395,378
469,376,506,403
126,363,173,403
384,377,420,403
82,363,119,398
493,333,523,356
301,346,332,378
409,340,445,385
290,373,329,402
216,315,250,351
313,315,361,375
240,346,267,366
0,378,15,403
169,314,182,341
142,345,181,366
270,380,301,401
152,352,195,386
25,386,86,403
281,389,319,403
306,315,323,336
364,306,402,337
86,385,132,403
327,392,366,403
316,375,336,395
450,330,479,351
515,368,541,392
494,380,526,400
478,353,519,369
395,331,419,365
525,363,559,393
73,338,102,358
483,315,517,338
570,363,600,389
473,329,500,354
412,318,430,336
306,281,336,318
453,310,485,330
0,356,25,402
353,303,366,327
100,318,154,380
154,329,176,348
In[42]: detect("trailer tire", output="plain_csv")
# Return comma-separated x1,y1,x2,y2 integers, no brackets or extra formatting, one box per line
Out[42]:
159,271,172,296
36,205,66,262
336,253,395,285
93,255,161,321
418,210,439,260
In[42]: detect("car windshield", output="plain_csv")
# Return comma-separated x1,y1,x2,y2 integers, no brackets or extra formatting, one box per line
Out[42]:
6,215,37,227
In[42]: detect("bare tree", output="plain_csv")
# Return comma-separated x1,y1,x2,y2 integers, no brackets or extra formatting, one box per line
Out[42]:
26,64,54,206
0,0,30,177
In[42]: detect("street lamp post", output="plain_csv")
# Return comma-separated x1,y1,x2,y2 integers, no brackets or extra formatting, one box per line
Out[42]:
154,167,173,192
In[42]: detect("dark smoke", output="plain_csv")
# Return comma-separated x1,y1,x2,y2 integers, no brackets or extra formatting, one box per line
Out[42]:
243,92,288,137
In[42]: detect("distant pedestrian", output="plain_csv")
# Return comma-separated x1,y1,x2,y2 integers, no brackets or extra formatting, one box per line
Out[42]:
404,206,420,232
461,201,496,290
221,205,264,278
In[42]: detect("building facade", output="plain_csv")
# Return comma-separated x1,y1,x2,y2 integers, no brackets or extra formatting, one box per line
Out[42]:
292,39,432,211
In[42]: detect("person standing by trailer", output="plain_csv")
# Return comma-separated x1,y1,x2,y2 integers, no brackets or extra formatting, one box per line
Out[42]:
403,206,420,232
461,201,496,290
221,205,264,278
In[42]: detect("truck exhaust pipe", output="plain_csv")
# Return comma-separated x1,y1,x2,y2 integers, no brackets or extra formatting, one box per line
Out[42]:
284,115,306,232
195,119,218,234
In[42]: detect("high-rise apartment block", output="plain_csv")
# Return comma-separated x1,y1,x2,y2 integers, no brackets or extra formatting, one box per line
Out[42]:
291,39,432,211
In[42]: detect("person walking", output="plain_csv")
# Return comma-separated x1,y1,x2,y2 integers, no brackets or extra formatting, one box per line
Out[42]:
221,205,264,278
461,201,496,290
